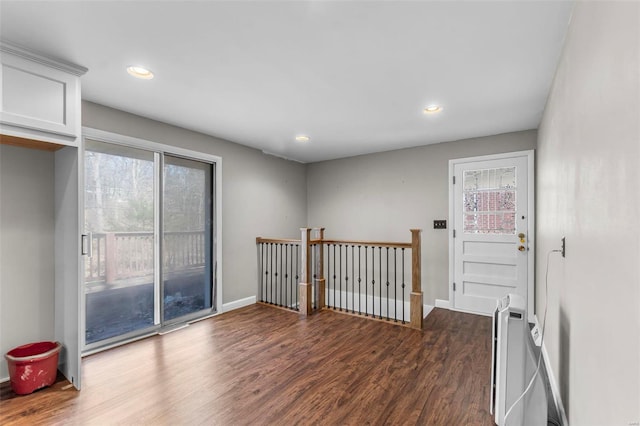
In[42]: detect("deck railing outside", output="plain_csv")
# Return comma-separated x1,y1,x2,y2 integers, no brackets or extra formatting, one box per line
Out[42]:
257,228,423,330
85,231,205,284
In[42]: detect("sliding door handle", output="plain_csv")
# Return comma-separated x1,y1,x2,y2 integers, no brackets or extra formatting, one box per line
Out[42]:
81,233,93,257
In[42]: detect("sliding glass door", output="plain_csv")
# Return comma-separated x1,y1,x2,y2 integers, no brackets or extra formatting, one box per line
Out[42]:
84,140,216,349
84,141,156,344
162,155,214,323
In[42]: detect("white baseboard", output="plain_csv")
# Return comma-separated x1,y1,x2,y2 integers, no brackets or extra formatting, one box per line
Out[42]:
423,304,435,318
325,289,430,322
435,299,450,309
0,376,8,384
541,340,569,425
534,315,569,426
222,296,256,312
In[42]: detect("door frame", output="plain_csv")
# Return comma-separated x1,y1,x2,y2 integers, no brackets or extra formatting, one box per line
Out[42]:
448,150,535,321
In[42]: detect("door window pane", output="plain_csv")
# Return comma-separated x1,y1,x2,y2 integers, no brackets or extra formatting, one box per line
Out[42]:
84,141,155,344
163,155,214,322
463,167,516,234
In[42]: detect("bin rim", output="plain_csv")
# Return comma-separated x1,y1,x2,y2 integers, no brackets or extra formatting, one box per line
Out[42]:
5,341,62,362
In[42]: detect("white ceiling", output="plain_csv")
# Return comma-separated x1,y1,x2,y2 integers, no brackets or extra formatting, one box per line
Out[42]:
0,1,573,163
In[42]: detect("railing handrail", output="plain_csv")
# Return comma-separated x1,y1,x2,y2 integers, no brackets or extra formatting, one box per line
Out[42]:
256,237,301,244
92,230,204,236
256,237,413,249
311,239,411,249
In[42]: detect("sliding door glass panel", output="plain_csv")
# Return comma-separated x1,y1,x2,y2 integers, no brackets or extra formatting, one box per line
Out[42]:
84,141,156,344
163,155,214,322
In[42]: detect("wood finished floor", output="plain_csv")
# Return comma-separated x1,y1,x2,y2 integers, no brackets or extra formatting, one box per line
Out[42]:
0,305,493,425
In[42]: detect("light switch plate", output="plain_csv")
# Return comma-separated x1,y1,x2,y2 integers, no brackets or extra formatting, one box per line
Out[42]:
433,220,447,229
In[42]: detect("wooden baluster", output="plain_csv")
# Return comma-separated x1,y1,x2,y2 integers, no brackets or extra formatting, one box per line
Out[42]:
299,228,312,316
410,229,423,330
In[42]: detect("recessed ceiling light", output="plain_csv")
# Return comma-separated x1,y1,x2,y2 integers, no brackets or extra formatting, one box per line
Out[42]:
126,66,154,80
424,105,442,113
295,135,310,142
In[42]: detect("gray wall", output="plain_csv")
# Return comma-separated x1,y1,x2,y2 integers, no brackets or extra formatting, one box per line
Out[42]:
307,130,537,305
0,144,56,379
82,101,308,304
536,1,640,424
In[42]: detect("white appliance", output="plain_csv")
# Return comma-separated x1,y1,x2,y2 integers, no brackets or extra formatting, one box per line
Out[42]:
491,294,547,426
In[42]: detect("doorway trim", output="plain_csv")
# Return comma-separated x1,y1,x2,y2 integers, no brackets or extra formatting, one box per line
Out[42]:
448,150,535,321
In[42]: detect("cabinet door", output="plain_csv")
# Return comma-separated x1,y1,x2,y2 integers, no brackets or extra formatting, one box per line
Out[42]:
1,44,85,145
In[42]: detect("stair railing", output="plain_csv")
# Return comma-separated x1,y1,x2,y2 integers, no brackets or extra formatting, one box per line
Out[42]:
257,228,423,330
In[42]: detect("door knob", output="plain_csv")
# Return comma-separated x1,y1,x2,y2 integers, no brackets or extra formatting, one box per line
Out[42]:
518,245,526,252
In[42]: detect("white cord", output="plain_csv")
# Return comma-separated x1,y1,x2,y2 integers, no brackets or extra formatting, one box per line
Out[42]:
503,249,561,425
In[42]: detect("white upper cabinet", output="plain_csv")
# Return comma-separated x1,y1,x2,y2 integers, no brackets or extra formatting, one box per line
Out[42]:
0,42,87,146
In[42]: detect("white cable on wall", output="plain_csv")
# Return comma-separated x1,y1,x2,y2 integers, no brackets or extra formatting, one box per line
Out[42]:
504,248,562,424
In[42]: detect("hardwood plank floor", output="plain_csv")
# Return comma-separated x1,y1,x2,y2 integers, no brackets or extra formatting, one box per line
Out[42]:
0,305,493,425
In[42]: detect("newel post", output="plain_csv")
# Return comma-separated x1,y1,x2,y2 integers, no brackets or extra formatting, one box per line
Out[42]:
299,228,313,315
410,229,424,330
314,228,326,310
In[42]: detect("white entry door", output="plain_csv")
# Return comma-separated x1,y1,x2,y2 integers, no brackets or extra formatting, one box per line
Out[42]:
449,151,534,320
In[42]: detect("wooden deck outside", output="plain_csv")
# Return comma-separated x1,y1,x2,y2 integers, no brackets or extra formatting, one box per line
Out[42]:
0,304,494,425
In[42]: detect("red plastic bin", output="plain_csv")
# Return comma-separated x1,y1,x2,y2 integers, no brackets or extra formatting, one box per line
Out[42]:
5,341,61,395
